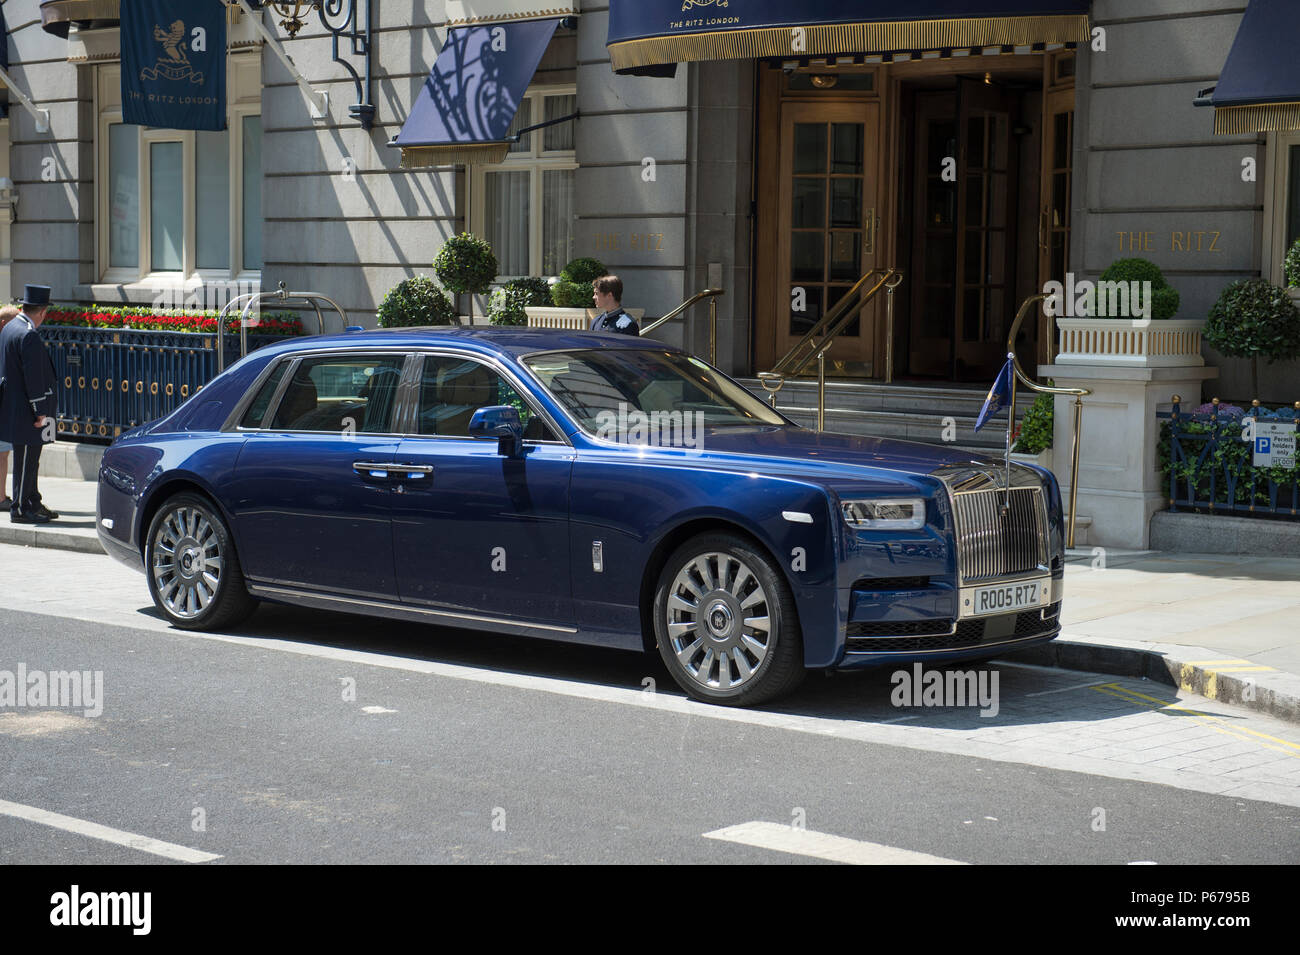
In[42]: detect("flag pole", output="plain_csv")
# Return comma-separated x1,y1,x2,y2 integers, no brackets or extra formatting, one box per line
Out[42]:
1003,352,1016,514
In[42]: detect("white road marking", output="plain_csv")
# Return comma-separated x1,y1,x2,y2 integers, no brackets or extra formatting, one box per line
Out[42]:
0,798,221,863
704,821,967,865
360,705,396,714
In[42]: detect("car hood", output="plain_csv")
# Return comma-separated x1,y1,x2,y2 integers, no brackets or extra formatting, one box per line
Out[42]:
675,426,1008,483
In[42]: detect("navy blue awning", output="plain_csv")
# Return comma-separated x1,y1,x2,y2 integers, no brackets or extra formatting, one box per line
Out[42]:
392,17,561,167
607,0,1090,72
1198,0,1300,134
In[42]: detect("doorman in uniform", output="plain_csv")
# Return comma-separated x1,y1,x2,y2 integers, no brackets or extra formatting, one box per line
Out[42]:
0,285,59,523
589,275,639,335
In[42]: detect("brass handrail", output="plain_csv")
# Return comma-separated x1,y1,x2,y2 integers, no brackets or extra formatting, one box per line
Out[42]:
640,288,725,365
757,267,903,432
1005,293,1091,549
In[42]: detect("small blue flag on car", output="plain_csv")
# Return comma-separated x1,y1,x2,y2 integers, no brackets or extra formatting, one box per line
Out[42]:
974,356,1015,433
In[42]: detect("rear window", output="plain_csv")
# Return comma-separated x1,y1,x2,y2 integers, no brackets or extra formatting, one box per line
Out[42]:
240,361,289,429
268,355,406,433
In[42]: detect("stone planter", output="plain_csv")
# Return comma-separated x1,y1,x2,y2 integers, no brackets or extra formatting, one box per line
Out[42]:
1010,448,1054,475
1055,318,1206,367
524,306,646,330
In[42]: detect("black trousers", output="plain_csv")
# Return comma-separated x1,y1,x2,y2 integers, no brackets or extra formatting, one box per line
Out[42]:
11,443,42,514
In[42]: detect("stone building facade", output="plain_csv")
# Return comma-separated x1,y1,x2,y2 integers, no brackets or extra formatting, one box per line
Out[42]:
1,0,1295,400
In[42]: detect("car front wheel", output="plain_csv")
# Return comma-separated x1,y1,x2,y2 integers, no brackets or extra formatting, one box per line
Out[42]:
653,532,805,706
145,492,258,631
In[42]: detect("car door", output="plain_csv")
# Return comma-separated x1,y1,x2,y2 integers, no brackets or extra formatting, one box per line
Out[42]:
389,352,575,626
228,350,410,601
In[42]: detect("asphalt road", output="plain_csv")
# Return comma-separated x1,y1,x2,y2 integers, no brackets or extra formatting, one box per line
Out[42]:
2,572,1298,865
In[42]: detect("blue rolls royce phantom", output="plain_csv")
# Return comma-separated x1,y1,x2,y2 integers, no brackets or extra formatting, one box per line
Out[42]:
96,328,1065,706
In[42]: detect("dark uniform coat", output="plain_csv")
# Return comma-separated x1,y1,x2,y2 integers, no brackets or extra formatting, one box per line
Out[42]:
0,314,57,447
590,307,639,336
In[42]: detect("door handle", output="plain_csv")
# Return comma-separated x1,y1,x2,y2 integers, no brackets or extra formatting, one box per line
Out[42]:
392,464,434,479
353,461,395,478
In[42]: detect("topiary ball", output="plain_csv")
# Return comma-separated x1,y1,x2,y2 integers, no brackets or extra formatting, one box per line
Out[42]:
1204,278,1300,362
550,280,594,308
559,257,606,287
488,277,554,326
377,276,457,328
433,233,499,295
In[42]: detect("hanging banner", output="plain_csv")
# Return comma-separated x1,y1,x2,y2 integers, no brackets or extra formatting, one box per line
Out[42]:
122,0,226,131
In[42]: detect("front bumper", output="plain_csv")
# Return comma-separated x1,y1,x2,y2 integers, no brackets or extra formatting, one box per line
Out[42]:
834,600,1062,669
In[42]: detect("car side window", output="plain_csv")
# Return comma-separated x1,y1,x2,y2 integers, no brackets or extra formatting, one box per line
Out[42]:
239,360,290,429
269,355,405,433
417,356,558,441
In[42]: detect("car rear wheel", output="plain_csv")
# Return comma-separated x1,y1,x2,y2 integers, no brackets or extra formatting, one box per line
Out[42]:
653,532,805,706
145,492,257,631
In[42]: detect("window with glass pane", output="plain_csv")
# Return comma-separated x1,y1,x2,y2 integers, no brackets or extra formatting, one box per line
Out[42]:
108,124,139,269
542,169,575,276
243,116,264,271
150,142,184,271
507,98,533,154
484,170,531,276
196,129,231,270
271,356,406,433
543,94,577,151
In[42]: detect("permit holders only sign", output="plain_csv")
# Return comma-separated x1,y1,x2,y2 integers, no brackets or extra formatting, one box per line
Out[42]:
1244,419,1297,469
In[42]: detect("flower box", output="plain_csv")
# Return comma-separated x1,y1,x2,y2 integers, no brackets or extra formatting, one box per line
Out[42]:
1055,318,1206,367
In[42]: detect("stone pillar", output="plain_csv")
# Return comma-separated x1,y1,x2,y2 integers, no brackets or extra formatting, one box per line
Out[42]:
1038,362,1218,549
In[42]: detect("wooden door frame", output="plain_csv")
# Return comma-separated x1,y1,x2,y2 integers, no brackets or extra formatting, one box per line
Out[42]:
753,67,886,376
754,54,1073,380
1038,51,1076,369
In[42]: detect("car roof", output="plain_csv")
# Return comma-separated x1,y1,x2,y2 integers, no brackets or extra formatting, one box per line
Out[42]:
259,326,682,362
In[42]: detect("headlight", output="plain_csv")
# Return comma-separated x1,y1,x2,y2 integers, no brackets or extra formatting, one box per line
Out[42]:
840,497,926,531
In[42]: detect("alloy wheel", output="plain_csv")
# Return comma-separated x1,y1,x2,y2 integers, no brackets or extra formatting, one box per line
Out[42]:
151,505,225,619
664,551,773,691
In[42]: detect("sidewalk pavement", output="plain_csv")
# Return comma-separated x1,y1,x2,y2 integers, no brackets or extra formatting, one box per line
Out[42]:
4,477,1300,723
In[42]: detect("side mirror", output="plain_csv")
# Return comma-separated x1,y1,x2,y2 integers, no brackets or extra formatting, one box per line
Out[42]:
468,405,524,456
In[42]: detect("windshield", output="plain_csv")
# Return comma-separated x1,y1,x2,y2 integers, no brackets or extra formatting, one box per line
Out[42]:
523,349,787,439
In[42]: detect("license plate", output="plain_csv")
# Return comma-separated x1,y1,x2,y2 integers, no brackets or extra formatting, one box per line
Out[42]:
965,579,1048,618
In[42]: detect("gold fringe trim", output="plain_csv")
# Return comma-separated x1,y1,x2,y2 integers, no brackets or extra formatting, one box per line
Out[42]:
447,7,578,27
1214,102,1300,134
608,15,1090,70
400,143,512,168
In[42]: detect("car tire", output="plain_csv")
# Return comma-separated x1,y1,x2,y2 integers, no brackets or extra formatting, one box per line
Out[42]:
145,491,258,631
653,532,805,706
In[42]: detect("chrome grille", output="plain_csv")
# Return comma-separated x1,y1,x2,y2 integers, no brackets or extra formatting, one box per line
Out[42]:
951,486,1049,584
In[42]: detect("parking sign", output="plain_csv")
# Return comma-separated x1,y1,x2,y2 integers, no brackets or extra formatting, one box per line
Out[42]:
1250,421,1296,468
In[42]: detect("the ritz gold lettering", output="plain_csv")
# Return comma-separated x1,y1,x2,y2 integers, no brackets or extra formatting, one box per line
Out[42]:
127,91,218,105
593,232,666,252
1116,230,1222,253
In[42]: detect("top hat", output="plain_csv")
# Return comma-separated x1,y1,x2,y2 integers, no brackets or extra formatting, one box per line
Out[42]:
21,285,51,308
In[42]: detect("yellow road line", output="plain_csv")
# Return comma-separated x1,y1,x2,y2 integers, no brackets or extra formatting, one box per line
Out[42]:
1090,683,1300,758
